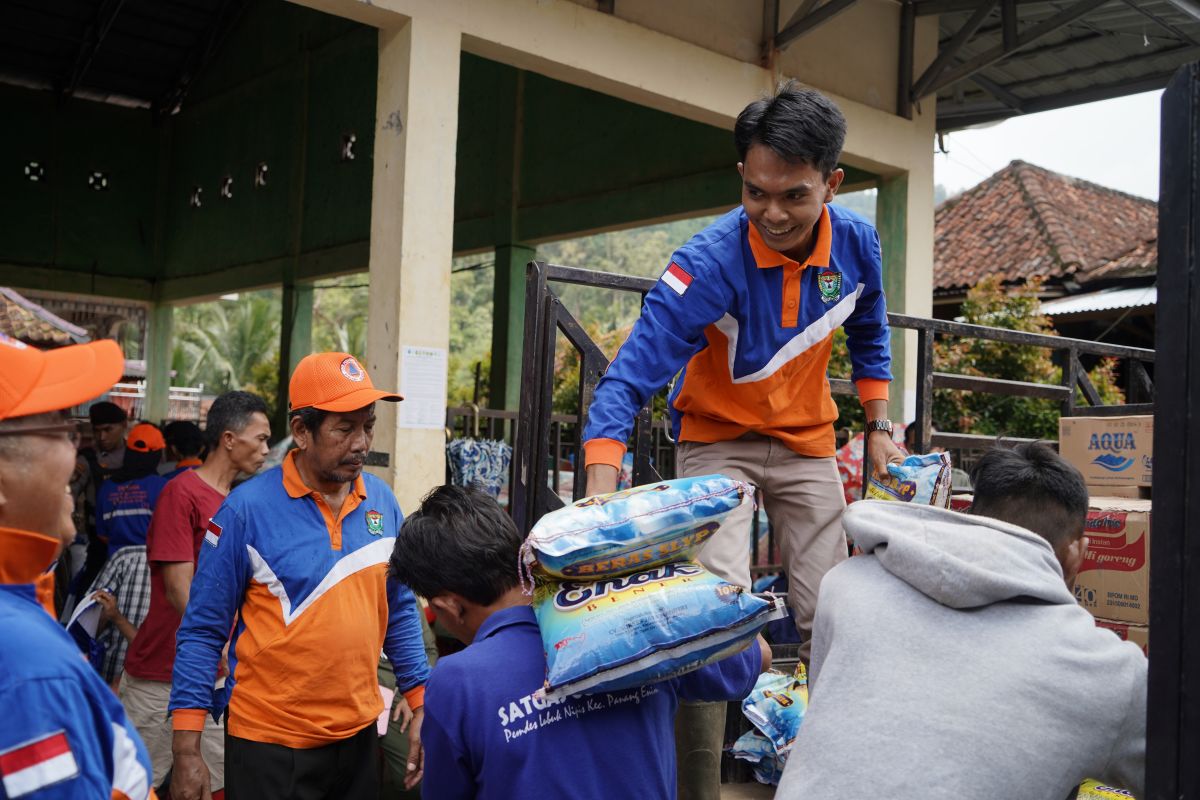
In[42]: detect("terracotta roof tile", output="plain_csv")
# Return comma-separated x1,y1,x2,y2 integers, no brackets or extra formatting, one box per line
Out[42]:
934,161,1157,292
0,287,90,346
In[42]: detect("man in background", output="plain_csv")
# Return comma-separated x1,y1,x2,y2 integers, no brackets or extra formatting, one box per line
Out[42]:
122,391,271,800
160,420,206,479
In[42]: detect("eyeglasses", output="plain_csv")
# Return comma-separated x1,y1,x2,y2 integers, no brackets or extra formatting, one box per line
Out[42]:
0,419,82,446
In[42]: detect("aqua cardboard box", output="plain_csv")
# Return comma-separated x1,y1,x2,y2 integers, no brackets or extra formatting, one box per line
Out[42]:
1059,416,1152,488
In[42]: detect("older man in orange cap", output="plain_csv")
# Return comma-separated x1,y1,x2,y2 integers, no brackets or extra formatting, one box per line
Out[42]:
170,352,431,800
0,333,156,799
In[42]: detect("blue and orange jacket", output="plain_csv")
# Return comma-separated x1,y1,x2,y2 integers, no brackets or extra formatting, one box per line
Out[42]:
169,451,430,749
0,527,154,799
583,204,891,468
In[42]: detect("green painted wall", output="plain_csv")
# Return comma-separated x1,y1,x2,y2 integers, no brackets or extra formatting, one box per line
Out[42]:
0,85,160,292
0,0,879,300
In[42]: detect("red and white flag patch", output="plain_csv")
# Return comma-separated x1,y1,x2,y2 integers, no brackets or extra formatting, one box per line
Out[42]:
661,262,693,296
0,731,79,797
204,520,223,548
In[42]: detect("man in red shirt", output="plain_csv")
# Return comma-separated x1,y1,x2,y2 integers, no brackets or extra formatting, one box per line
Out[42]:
120,391,271,797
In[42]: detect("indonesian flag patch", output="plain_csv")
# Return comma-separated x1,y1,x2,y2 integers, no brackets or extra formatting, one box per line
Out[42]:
0,731,79,797
204,520,223,548
661,262,693,296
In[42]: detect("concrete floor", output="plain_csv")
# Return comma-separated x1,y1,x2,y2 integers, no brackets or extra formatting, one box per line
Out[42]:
721,782,776,799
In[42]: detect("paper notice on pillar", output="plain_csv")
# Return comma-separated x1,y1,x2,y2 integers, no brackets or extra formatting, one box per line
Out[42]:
398,346,448,429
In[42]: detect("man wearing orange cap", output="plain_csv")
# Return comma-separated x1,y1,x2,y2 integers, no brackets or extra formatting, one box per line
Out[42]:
170,352,431,800
0,333,156,799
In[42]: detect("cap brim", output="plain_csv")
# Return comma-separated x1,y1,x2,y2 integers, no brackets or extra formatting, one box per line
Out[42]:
310,387,403,413
9,340,124,418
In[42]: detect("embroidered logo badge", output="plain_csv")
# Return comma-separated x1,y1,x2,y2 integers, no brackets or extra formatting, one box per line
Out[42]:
365,510,384,536
817,270,842,303
340,356,366,382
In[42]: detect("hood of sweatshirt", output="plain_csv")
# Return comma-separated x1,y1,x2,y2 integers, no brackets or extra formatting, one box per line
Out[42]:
842,500,1077,609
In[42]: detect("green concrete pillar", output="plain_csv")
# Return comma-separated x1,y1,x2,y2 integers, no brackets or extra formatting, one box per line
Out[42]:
276,281,314,434
144,303,173,424
489,243,536,410
876,174,909,425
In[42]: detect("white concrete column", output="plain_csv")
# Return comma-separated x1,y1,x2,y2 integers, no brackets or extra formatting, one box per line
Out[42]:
365,14,461,513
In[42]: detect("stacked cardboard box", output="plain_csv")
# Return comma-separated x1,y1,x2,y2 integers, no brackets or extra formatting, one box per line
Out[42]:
1059,416,1153,652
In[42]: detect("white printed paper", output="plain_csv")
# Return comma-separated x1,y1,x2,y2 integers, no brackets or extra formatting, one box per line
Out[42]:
399,346,448,429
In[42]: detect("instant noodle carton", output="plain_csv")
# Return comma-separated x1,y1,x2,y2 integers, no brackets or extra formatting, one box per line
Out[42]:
1059,416,1152,488
1069,779,1137,798
1073,497,1151,625
1094,618,1149,657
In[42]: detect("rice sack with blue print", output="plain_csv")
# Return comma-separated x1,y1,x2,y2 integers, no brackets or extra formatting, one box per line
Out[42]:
866,451,953,507
534,561,784,700
522,474,753,580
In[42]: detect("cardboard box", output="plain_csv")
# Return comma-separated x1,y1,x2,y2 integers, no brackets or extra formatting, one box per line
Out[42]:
1059,416,1152,488
949,493,973,513
1094,617,1149,657
1086,484,1148,500
1073,497,1151,624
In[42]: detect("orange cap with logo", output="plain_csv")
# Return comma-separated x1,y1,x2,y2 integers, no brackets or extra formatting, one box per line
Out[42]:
126,423,167,453
0,334,125,422
288,352,402,413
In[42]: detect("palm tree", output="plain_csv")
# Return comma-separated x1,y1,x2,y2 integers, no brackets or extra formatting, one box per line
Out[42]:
172,292,281,396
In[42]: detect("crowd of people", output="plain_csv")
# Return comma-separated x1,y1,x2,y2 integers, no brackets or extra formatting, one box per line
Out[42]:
0,81,1147,800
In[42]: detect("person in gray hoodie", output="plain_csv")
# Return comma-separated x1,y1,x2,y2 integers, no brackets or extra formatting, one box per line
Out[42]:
777,441,1147,799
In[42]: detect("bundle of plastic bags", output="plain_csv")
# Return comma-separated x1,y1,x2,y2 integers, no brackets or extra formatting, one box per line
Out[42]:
522,475,785,700
731,665,809,785
867,451,953,508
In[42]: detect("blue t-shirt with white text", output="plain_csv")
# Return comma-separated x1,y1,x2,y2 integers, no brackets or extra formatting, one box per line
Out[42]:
420,604,760,800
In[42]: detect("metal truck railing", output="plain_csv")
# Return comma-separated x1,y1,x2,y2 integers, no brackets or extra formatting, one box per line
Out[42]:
509,261,1156,538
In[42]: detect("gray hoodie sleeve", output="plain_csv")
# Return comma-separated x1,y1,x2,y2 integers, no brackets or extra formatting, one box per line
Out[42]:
1098,650,1147,797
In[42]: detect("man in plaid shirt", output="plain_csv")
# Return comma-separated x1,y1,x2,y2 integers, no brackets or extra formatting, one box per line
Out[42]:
88,543,152,686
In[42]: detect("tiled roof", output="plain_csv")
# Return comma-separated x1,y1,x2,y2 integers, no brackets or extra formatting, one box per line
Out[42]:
934,161,1157,293
0,287,90,346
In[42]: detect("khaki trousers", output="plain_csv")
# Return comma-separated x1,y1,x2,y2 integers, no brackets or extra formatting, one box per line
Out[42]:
677,433,848,665
120,672,225,791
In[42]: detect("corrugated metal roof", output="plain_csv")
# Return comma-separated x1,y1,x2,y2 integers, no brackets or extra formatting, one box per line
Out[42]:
932,0,1200,131
1040,284,1157,316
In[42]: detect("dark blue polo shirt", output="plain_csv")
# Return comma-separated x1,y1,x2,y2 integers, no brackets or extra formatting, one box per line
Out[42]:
420,604,760,799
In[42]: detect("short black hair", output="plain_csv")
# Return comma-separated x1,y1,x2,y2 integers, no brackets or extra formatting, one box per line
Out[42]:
734,81,846,176
969,442,1089,550
163,421,205,458
205,391,269,449
389,484,522,605
88,401,127,425
289,407,328,439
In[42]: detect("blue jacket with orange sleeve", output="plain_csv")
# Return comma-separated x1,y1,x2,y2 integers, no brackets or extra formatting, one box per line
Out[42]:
583,204,891,468
168,451,430,748
0,527,154,800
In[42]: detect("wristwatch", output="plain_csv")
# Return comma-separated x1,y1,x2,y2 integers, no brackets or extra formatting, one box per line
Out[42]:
865,419,894,437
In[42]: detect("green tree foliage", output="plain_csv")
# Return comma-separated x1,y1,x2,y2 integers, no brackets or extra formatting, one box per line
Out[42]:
171,290,281,408
932,277,1124,439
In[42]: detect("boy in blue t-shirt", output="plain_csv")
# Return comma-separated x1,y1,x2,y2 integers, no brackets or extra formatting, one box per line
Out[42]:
388,485,770,800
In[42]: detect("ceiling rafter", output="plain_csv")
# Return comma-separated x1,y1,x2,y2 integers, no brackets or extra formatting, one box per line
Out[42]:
153,0,248,118
775,0,861,50
61,0,126,98
923,0,1110,98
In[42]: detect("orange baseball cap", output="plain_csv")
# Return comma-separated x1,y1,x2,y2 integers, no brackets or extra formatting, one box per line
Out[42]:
288,352,402,413
0,334,124,422
126,423,166,452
